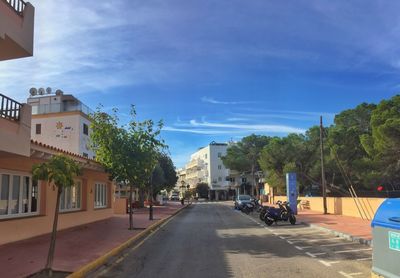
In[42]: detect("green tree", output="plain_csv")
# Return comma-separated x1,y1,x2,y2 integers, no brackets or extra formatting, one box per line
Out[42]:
32,154,81,277
196,182,209,198
90,105,165,229
222,134,270,196
361,95,400,187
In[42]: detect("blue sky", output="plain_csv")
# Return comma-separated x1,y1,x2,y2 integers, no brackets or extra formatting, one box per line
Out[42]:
1,0,400,167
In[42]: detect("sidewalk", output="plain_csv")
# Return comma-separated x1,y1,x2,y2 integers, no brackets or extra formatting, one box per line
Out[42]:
297,209,372,245
0,202,185,278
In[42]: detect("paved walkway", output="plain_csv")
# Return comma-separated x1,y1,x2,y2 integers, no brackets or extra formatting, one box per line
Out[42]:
297,209,372,242
0,202,185,278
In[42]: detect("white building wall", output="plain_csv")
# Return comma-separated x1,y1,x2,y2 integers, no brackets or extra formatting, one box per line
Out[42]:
208,144,229,190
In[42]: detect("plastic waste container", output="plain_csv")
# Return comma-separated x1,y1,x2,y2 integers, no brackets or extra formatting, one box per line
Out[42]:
371,198,400,278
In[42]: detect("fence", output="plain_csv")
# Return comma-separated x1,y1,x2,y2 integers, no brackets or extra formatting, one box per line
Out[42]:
0,94,22,121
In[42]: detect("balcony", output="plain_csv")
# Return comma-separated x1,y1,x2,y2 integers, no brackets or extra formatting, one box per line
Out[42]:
0,94,31,156
0,0,34,61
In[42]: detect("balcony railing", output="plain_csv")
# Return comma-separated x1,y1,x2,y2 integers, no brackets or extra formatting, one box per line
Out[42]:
3,0,26,16
31,103,93,116
0,93,21,121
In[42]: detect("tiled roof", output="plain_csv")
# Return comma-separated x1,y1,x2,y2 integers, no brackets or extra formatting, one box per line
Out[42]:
30,139,98,163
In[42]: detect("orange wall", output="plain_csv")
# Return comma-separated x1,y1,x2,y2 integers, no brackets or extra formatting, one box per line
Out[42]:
273,195,385,219
114,198,127,214
0,153,115,245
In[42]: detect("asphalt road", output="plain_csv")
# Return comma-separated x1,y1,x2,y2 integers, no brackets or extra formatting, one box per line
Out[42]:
96,202,372,278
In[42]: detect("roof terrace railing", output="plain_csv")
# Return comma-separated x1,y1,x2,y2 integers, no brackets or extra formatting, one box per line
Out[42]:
2,0,26,16
0,93,22,121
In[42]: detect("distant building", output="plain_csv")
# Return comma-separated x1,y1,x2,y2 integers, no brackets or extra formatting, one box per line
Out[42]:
184,142,233,200
27,90,95,159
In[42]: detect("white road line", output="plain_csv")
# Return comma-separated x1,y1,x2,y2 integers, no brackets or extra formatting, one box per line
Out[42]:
318,260,340,267
356,257,371,261
320,242,355,247
306,252,326,258
334,248,372,254
279,236,286,240
290,237,342,243
294,245,313,250
339,271,364,277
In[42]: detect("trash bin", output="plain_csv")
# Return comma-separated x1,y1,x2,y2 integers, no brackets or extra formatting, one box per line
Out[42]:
371,198,400,278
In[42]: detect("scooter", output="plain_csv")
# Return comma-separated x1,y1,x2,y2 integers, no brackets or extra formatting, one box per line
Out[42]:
263,201,296,226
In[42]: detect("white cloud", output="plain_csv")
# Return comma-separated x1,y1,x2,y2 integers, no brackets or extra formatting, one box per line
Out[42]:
201,97,254,105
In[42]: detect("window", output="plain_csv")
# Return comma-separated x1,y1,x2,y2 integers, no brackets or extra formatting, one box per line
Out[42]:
0,172,39,218
35,124,41,135
83,123,89,135
82,153,88,158
218,152,222,158
218,165,222,170
218,177,222,182
205,154,208,159
94,183,107,208
60,181,81,212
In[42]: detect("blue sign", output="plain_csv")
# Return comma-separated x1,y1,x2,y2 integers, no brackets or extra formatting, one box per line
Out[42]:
286,173,298,215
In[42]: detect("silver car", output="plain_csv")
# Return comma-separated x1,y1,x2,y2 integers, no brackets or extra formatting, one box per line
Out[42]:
234,195,252,209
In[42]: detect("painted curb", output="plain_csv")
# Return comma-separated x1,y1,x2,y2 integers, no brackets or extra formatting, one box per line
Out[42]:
300,221,373,247
66,204,190,278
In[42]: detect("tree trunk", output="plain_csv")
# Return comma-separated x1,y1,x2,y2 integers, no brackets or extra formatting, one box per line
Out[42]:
45,187,62,276
129,183,133,230
251,164,256,197
138,188,145,208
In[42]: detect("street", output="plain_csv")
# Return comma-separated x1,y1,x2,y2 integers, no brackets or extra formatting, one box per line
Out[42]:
95,202,372,278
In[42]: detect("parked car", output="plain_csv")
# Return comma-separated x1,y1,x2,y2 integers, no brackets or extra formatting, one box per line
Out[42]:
170,193,179,201
234,195,252,209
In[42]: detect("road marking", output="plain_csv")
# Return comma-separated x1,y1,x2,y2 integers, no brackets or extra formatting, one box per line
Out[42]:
320,242,355,247
279,236,286,240
306,252,326,258
356,257,371,261
334,248,372,254
318,260,340,267
290,237,342,243
294,245,313,250
339,271,364,277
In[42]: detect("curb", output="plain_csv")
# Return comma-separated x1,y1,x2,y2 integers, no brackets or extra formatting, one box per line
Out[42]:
66,204,190,278
300,221,373,247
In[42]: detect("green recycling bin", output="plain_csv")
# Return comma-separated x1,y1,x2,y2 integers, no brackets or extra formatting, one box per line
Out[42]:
371,198,400,278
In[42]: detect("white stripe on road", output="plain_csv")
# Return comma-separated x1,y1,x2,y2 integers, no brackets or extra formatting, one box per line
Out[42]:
356,257,371,261
320,242,355,247
294,245,313,250
318,260,340,267
334,248,372,254
306,252,326,258
339,271,364,277
289,237,342,243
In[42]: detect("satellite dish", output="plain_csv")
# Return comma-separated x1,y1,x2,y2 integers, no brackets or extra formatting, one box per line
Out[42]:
55,89,64,96
46,87,52,94
29,87,37,96
38,88,45,95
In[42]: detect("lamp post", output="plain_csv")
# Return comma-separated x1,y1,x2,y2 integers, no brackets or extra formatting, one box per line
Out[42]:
180,180,186,205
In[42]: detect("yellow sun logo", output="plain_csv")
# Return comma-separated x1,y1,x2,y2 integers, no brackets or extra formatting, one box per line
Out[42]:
56,121,63,129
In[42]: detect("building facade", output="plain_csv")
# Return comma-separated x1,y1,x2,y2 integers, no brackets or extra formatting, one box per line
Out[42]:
184,142,232,200
28,91,95,159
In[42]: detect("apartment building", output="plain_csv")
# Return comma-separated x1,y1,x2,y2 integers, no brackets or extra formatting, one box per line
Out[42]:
28,90,95,159
184,142,234,200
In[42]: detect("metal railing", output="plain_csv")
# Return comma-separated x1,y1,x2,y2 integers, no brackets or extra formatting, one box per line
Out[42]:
31,102,93,116
2,0,26,15
0,93,22,121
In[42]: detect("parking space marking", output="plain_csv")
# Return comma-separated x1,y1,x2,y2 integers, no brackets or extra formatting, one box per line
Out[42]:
294,245,313,250
320,242,355,247
306,252,326,258
356,257,371,261
318,260,340,267
338,271,364,277
334,248,372,254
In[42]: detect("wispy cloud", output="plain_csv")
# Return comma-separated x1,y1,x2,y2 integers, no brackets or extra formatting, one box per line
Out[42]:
164,119,306,135
201,97,254,105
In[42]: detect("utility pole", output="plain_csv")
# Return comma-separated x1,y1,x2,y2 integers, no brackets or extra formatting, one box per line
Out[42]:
320,116,328,214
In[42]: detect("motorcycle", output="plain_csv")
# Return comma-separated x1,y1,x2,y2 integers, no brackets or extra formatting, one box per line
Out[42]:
263,201,296,226
241,198,261,214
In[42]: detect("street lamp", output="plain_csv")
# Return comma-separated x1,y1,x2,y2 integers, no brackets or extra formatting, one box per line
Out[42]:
180,180,186,205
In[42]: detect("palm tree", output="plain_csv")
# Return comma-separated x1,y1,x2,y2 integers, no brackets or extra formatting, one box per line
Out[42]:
32,154,81,277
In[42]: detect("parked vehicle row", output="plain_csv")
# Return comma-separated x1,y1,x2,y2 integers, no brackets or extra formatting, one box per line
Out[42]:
234,195,296,226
